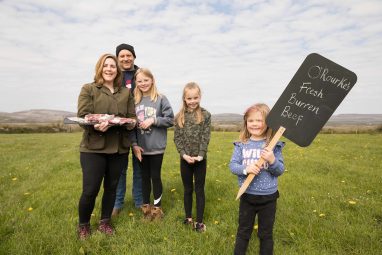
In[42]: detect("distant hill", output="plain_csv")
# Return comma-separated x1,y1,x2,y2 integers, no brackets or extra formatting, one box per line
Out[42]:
213,113,382,126
0,109,381,126
326,114,382,126
0,109,75,123
212,113,243,122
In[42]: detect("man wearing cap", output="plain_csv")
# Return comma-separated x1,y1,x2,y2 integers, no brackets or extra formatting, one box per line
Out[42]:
113,43,143,215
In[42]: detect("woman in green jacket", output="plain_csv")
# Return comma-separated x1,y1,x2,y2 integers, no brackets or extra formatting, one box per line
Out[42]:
77,53,136,239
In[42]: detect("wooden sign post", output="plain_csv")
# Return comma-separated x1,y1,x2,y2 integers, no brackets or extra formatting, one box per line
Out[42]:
236,53,357,199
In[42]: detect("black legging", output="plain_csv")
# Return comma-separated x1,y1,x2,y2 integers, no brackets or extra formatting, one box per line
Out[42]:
78,152,128,224
180,158,206,223
234,192,278,255
141,154,164,206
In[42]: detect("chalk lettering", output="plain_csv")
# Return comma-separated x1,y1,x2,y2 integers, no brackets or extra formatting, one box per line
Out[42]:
307,65,351,91
281,105,304,126
319,68,340,84
288,93,320,115
299,82,324,98
336,77,351,91
307,65,322,79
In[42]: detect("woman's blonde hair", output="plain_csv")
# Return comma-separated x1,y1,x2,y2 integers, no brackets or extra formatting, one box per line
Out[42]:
134,68,159,104
239,103,273,144
93,54,122,87
175,82,203,128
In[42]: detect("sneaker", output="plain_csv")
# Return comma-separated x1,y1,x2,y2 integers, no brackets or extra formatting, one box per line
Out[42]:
97,219,114,235
151,206,164,220
194,222,206,233
78,223,91,240
141,204,152,220
183,218,193,225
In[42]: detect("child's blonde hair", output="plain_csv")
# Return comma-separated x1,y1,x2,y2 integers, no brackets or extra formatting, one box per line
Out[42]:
239,103,273,144
175,82,203,128
134,68,159,104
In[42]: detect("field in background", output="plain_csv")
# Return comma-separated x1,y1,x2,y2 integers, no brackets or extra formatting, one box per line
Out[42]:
0,132,381,254
1,122,381,134
1,110,382,133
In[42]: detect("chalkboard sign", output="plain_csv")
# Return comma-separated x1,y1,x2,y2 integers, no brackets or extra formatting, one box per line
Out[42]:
266,53,357,147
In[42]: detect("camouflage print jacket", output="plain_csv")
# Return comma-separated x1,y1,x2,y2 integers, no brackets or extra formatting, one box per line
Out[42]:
174,108,211,158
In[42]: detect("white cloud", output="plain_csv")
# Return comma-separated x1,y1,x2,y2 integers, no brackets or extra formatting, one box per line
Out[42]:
0,0,381,114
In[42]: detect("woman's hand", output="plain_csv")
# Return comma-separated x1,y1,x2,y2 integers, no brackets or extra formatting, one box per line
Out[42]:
139,118,155,130
261,148,276,165
133,145,144,162
182,154,195,164
94,121,110,132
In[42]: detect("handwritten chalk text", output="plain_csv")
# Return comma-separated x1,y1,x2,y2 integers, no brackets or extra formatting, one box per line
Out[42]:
281,106,304,126
288,93,320,114
308,65,351,91
299,82,324,98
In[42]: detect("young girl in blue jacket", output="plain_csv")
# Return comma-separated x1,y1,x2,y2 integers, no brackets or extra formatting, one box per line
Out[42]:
229,103,285,255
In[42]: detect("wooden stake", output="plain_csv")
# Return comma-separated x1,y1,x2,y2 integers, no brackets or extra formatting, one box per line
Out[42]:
235,126,286,200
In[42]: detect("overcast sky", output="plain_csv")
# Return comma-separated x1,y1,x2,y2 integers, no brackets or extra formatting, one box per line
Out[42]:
1,0,381,115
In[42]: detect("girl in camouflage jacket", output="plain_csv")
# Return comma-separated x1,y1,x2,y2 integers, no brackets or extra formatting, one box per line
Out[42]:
174,82,211,232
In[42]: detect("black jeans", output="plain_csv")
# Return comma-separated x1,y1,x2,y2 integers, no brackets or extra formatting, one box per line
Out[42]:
78,152,128,224
180,158,206,223
234,191,279,255
141,154,164,206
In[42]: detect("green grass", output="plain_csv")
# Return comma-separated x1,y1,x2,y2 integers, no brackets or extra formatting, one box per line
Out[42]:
0,132,381,254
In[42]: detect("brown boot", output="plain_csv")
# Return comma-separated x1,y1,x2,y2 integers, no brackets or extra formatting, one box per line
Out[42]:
151,206,164,220
141,204,152,220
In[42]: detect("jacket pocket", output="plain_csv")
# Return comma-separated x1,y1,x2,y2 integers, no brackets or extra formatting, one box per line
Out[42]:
87,131,106,150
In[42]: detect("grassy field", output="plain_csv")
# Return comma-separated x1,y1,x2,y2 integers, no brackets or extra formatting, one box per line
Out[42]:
0,132,381,255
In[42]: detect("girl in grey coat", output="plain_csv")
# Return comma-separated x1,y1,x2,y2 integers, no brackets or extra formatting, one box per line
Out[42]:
131,68,174,220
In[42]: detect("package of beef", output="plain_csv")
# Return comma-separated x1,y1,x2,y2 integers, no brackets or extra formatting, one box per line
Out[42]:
64,114,136,126
85,114,115,124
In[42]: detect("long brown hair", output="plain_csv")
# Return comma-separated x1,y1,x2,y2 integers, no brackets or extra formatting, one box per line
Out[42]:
134,68,160,104
239,103,273,144
175,82,203,128
93,54,122,87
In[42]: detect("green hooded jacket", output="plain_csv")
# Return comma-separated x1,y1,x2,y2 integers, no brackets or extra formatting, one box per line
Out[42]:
77,82,136,154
